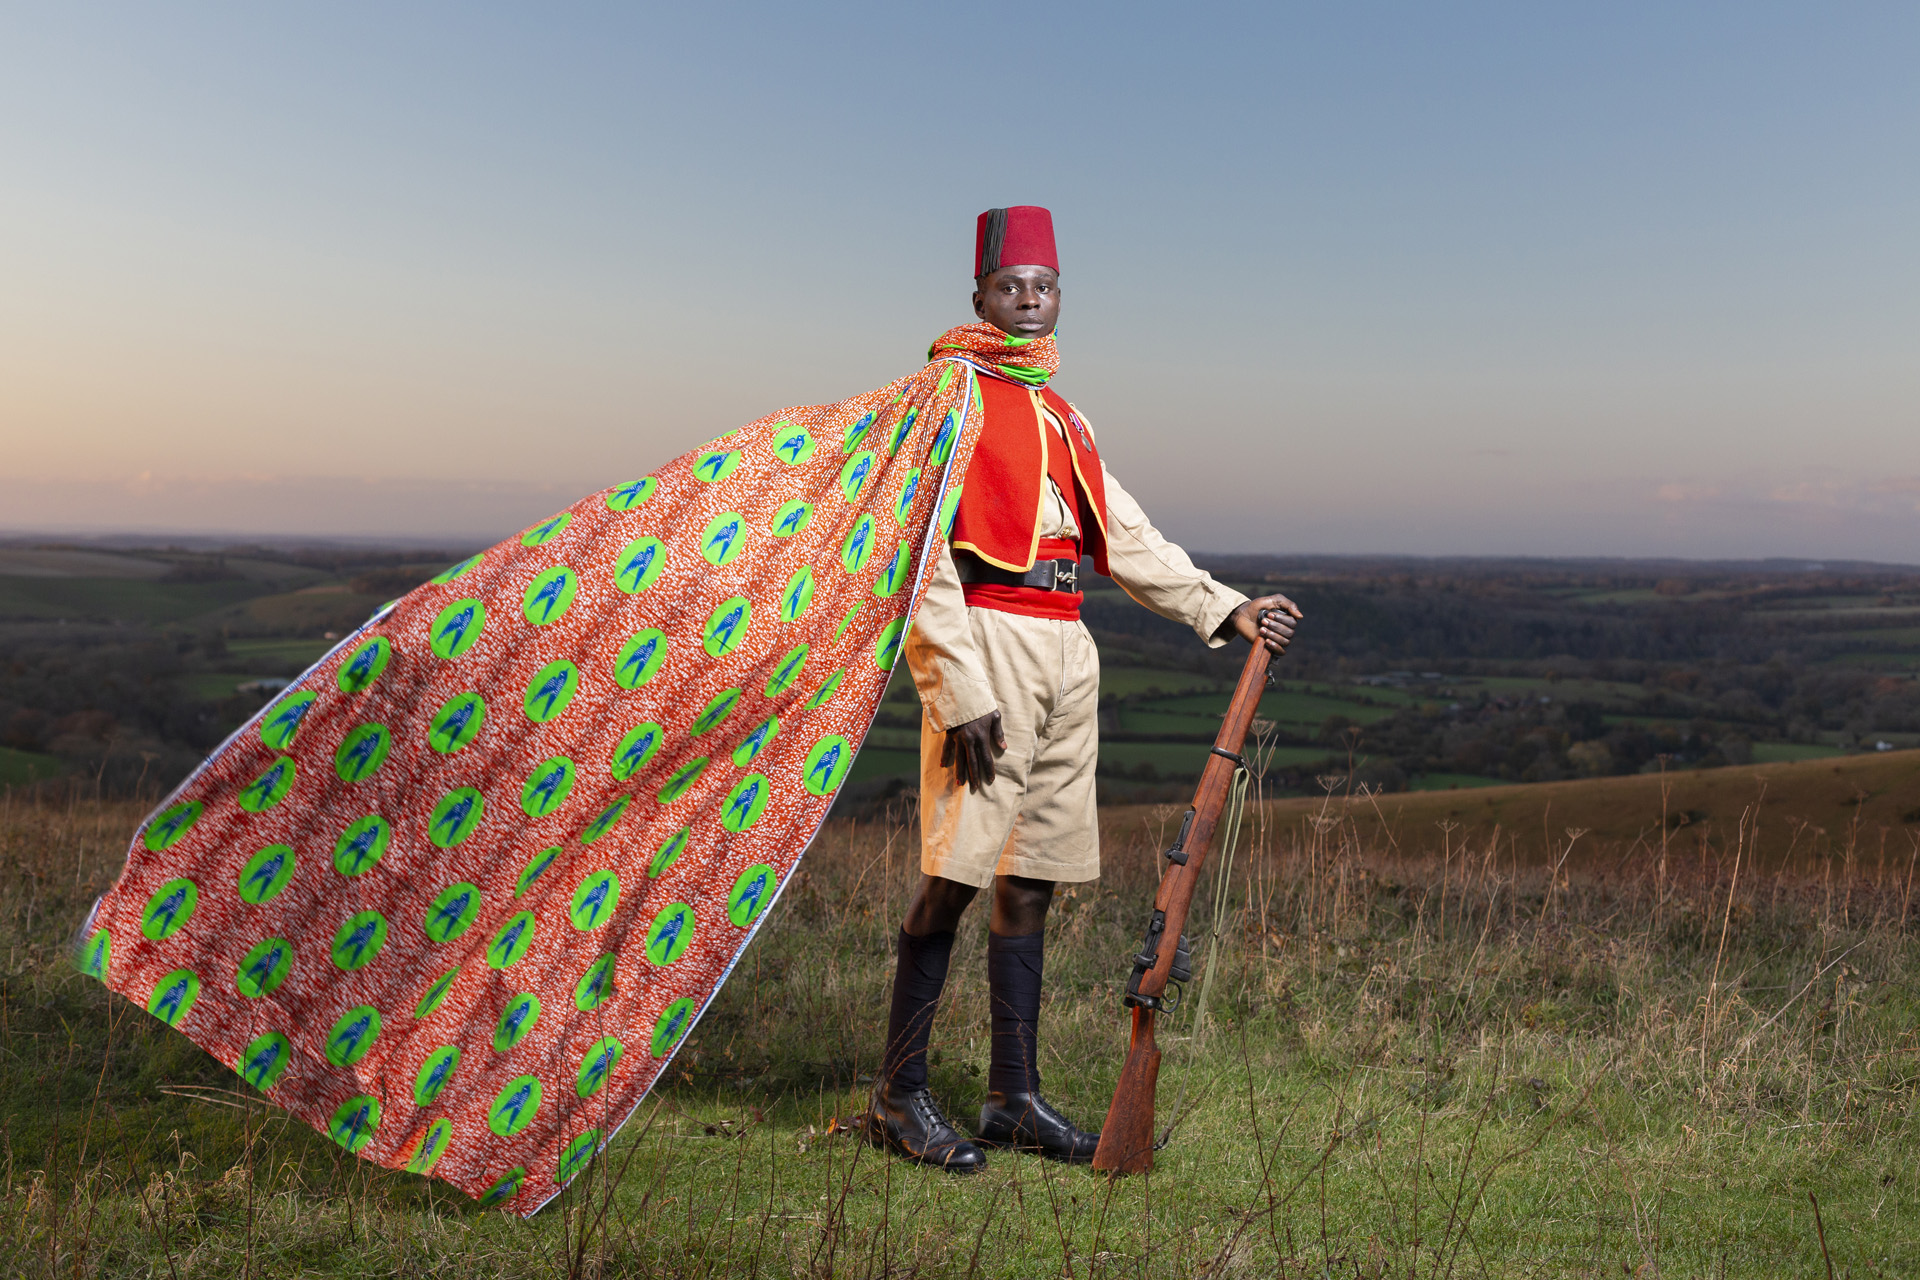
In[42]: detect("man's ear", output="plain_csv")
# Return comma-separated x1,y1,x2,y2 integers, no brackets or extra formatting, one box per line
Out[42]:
971,289,986,320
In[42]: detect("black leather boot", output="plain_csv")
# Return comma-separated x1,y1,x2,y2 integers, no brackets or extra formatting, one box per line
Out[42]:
863,1080,987,1172
975,1090,1100,1163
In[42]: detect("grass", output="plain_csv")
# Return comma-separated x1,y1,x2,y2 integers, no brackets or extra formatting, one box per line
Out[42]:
0,746,63,787
0,578,263,625
1751,743,1845,764
4,762,1919,1277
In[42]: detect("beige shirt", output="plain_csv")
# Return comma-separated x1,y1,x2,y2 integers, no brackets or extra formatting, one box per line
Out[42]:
907,406,1249,732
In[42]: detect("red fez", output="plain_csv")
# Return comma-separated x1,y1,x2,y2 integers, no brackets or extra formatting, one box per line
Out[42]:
975,206,1058,277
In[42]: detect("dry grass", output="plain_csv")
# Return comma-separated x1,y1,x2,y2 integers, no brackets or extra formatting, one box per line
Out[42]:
2,760,1917,1277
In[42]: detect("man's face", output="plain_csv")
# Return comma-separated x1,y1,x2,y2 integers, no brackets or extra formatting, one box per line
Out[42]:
972,264,1060,340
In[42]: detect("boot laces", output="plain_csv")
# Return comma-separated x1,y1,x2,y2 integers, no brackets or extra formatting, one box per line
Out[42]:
908,1088,952,1133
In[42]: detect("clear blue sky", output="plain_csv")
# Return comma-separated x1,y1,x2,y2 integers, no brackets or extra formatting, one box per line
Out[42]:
3,3,1915,559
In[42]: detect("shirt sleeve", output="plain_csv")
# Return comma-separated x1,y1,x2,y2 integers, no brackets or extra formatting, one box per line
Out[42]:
1100,463,1250,647
901,541,999,732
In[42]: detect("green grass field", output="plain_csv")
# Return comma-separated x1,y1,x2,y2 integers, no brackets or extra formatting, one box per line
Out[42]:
0,577,262,625
1749,742,1845,763
5,794,1917,1277
0,746,62,786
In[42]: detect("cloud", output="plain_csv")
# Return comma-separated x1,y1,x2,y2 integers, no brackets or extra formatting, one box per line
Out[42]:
1653,481,1721,503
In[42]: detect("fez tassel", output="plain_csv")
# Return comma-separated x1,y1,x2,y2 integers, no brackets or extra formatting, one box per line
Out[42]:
1092,621,1279,1174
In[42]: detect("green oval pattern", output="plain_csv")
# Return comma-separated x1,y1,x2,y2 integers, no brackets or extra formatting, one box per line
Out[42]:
522,566,577,626
487,911,536,970
325,1006,381,1067
651,997,697,1057
515,846,561,897
838,450,876,502
148,969,199,1026
772,423,814,466
494,992,541,1051
489,1074,543,1137
873,543,909,598
702,596,752,658
520,756,576,818
239,756,297,811
430,554,482,585
575,954,616,1010
521,512,571,546
559,1129,603,1183
780,566,814,621
239,1031,290,1091
237,845,296,904
701,512,747,566
728,864,777,928
655,757,708,805
332,910,388,971
720,773,771,832
430,599,486,659
428,788,485,848
142,878,197,941
605,476,656,512
480,1167,528,1207
235,937,293,998
649,827,691,878
693,448,742,483
892,468,921,524
77,929,109,980
732,716,780,767
337,635,391,692
424,882,482,943
143,800,202,852
429,692,486,753
579,795,631,844
875,618,906,671
259,691,317,750
407,1118,454,1174
689,688,741,736
805,670,846,710
570,870,620,931
615,536,667,593
334,725,390,783
333,814,391,876
770,499,813,537
840,515,876,573
842,409,876,453
329,1095,381,1152
524,660,579,722
414,1045,461,1106
414,967,459,1019
645,903,696,967
577,1036,623,1098
803,735,854,796
614,629,668,689
610,722,664,781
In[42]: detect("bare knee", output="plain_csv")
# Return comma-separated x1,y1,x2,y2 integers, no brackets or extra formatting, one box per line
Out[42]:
903,874,978,936
990,874,1054,936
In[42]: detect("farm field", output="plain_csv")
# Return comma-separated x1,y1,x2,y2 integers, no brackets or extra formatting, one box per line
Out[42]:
7,761,1918,1277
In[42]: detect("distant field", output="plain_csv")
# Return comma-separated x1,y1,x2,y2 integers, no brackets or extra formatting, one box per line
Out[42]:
0,745,61,786
1750,741,1845,762
1408,771,1506,791
228,636,340,668
1095,665,1228,696
0,576,260,623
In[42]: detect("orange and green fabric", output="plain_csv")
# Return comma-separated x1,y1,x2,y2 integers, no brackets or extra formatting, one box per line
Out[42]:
76,334,1032,1214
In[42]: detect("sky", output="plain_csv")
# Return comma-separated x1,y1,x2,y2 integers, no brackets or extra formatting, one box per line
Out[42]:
2,3,1916,560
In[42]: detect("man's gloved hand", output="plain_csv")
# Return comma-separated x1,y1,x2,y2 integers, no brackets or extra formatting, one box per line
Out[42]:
1226,594,1302,654
941,710,1007,793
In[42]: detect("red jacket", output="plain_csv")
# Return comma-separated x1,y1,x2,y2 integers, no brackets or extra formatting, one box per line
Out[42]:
949,373,1111,575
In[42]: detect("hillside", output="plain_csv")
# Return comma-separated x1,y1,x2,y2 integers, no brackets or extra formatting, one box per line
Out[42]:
1261,747,1920,868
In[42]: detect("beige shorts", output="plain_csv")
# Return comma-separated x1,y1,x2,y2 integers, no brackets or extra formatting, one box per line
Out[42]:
917,607,1101,888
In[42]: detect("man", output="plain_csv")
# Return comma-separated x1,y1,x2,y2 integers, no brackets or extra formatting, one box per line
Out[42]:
865,206,1299,1170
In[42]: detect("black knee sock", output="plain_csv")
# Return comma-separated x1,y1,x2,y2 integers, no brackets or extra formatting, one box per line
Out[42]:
987,929,1045,1097
881,928,954,1091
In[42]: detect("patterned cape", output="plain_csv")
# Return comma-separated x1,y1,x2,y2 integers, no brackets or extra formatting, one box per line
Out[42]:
76,337,1018,1214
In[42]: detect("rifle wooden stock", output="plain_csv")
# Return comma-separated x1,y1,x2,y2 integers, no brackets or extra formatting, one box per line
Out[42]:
1092,629,1274,1173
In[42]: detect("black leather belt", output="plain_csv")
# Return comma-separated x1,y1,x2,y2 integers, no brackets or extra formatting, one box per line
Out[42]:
955,554,1082,593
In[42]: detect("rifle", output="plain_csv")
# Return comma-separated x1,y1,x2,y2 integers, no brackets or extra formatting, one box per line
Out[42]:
1091,616,1277,1173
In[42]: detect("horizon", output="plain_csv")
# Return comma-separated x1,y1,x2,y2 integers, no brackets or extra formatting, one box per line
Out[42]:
3,4,1916,560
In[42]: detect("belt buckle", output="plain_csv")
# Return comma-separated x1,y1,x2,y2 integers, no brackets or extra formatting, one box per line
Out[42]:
1055,560,1077,592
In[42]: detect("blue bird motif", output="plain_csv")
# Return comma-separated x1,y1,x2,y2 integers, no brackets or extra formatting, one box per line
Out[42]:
527,764,569,810
337,1103,372,1148
491,918,529,965
264,699,311,741
739,721,773,760
617,730,656,772
879,627,903,667
778,433,807,460
149,807,193,844
499,999,534,1041
330,1013,373,1060
85,933,108,972
430,890,473,936
420,1054,455,1102
496,1081,534,1129
773,649,805,687
421,1124,445,1159
725,780,761,826
651,910,687,960
619,543,657,588
785,578,808,615
695,691,738,733
709,606,744,650
580,963,611,1005
244,849,288,897
339,732,382,779
153,977,191,1022
146,885,189,935
705,519,740,560
343,646,378,683
529,572,570,621
433,699,478,748
339,823,382,872
243,1039,282,1087
699,452,729,479
244,944,285,990
848,522,870,560
611,478,648,505
931,414,955,456
737,870,769,920
436,604,476,650
582,1044,617,1091
577,878,612,927
618,636,659,683
242,761,288,806
660,1004,689,1046
808,742,843,791
431,795,475,843
339,919,380,966
776,505,805,535
846,455,872,492
528,515,565,541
